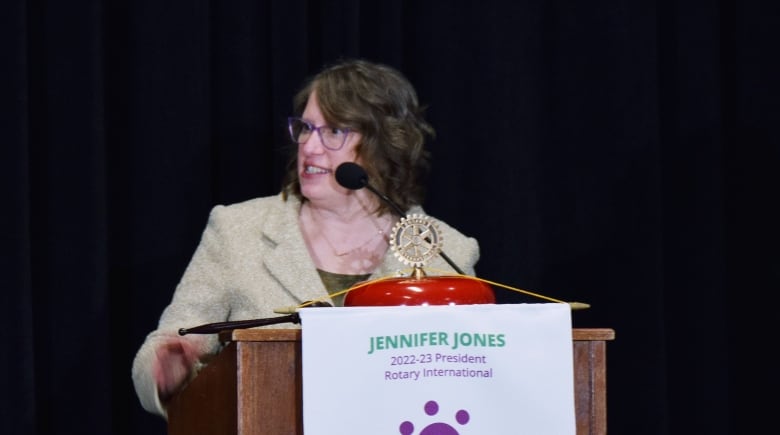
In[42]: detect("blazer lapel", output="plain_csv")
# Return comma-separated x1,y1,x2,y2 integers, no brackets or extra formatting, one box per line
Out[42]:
261,197,328,305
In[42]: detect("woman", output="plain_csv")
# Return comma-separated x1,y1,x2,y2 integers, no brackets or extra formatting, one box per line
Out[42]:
131,59,481,418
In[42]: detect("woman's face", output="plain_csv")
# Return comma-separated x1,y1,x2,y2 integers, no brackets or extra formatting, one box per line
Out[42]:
297,91,362,204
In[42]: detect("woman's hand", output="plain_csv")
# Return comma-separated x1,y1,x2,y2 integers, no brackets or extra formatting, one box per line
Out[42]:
151,335,205,403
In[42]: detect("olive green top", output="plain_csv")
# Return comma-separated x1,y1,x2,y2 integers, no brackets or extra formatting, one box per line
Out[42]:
317,269,370,306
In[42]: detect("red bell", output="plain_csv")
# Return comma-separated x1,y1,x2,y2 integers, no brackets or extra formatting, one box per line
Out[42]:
344,268,495,307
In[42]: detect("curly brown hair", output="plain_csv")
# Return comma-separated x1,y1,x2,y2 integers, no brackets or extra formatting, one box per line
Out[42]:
281,59,434,215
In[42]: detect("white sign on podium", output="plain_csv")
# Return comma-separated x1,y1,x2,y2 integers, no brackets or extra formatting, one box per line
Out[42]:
300,303,575,434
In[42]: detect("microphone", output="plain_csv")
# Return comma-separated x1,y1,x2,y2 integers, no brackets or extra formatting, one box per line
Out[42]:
335,162,465,275
336,162,408,217
333,161,367,189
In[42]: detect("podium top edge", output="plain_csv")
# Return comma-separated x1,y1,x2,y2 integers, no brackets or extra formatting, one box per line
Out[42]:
572,328,615,341
220,328,302,342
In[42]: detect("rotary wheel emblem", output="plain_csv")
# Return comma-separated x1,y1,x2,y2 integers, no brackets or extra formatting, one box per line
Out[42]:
389,214,443,268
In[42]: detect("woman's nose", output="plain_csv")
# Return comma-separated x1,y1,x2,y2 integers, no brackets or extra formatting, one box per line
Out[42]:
300,132,325,153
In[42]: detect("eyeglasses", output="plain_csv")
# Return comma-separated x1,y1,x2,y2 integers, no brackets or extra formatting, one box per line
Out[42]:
287,117,352,151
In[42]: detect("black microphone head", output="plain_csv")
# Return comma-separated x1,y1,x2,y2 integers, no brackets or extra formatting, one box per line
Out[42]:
335,162,368,190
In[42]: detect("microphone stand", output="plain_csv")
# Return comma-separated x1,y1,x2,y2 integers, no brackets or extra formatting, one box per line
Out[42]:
178,314,300,335
178,301,333,335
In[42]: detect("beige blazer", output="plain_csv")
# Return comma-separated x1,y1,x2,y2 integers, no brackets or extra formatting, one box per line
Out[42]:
131,192,480,417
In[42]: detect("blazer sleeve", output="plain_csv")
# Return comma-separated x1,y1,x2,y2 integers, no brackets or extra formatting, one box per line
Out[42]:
131,204,236,418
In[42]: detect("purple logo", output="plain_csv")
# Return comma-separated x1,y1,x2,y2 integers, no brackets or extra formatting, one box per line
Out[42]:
399,400,470,434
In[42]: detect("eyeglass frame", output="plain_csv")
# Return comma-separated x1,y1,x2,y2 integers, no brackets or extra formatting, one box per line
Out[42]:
287,117,353,151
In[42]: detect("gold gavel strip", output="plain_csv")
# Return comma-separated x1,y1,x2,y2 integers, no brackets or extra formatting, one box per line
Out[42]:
273,269,590,314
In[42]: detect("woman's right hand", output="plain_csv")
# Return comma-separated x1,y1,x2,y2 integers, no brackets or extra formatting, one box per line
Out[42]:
151,335,205,403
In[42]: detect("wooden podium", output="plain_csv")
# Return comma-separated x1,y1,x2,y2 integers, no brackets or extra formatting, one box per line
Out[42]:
167,328,615,435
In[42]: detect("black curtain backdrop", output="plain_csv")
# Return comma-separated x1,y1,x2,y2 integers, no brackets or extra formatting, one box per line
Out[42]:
2,1,777,434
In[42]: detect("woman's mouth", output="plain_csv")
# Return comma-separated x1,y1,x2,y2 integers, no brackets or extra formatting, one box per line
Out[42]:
304,165,330,175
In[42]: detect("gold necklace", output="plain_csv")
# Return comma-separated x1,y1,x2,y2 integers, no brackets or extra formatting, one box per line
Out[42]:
305,202,389,257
